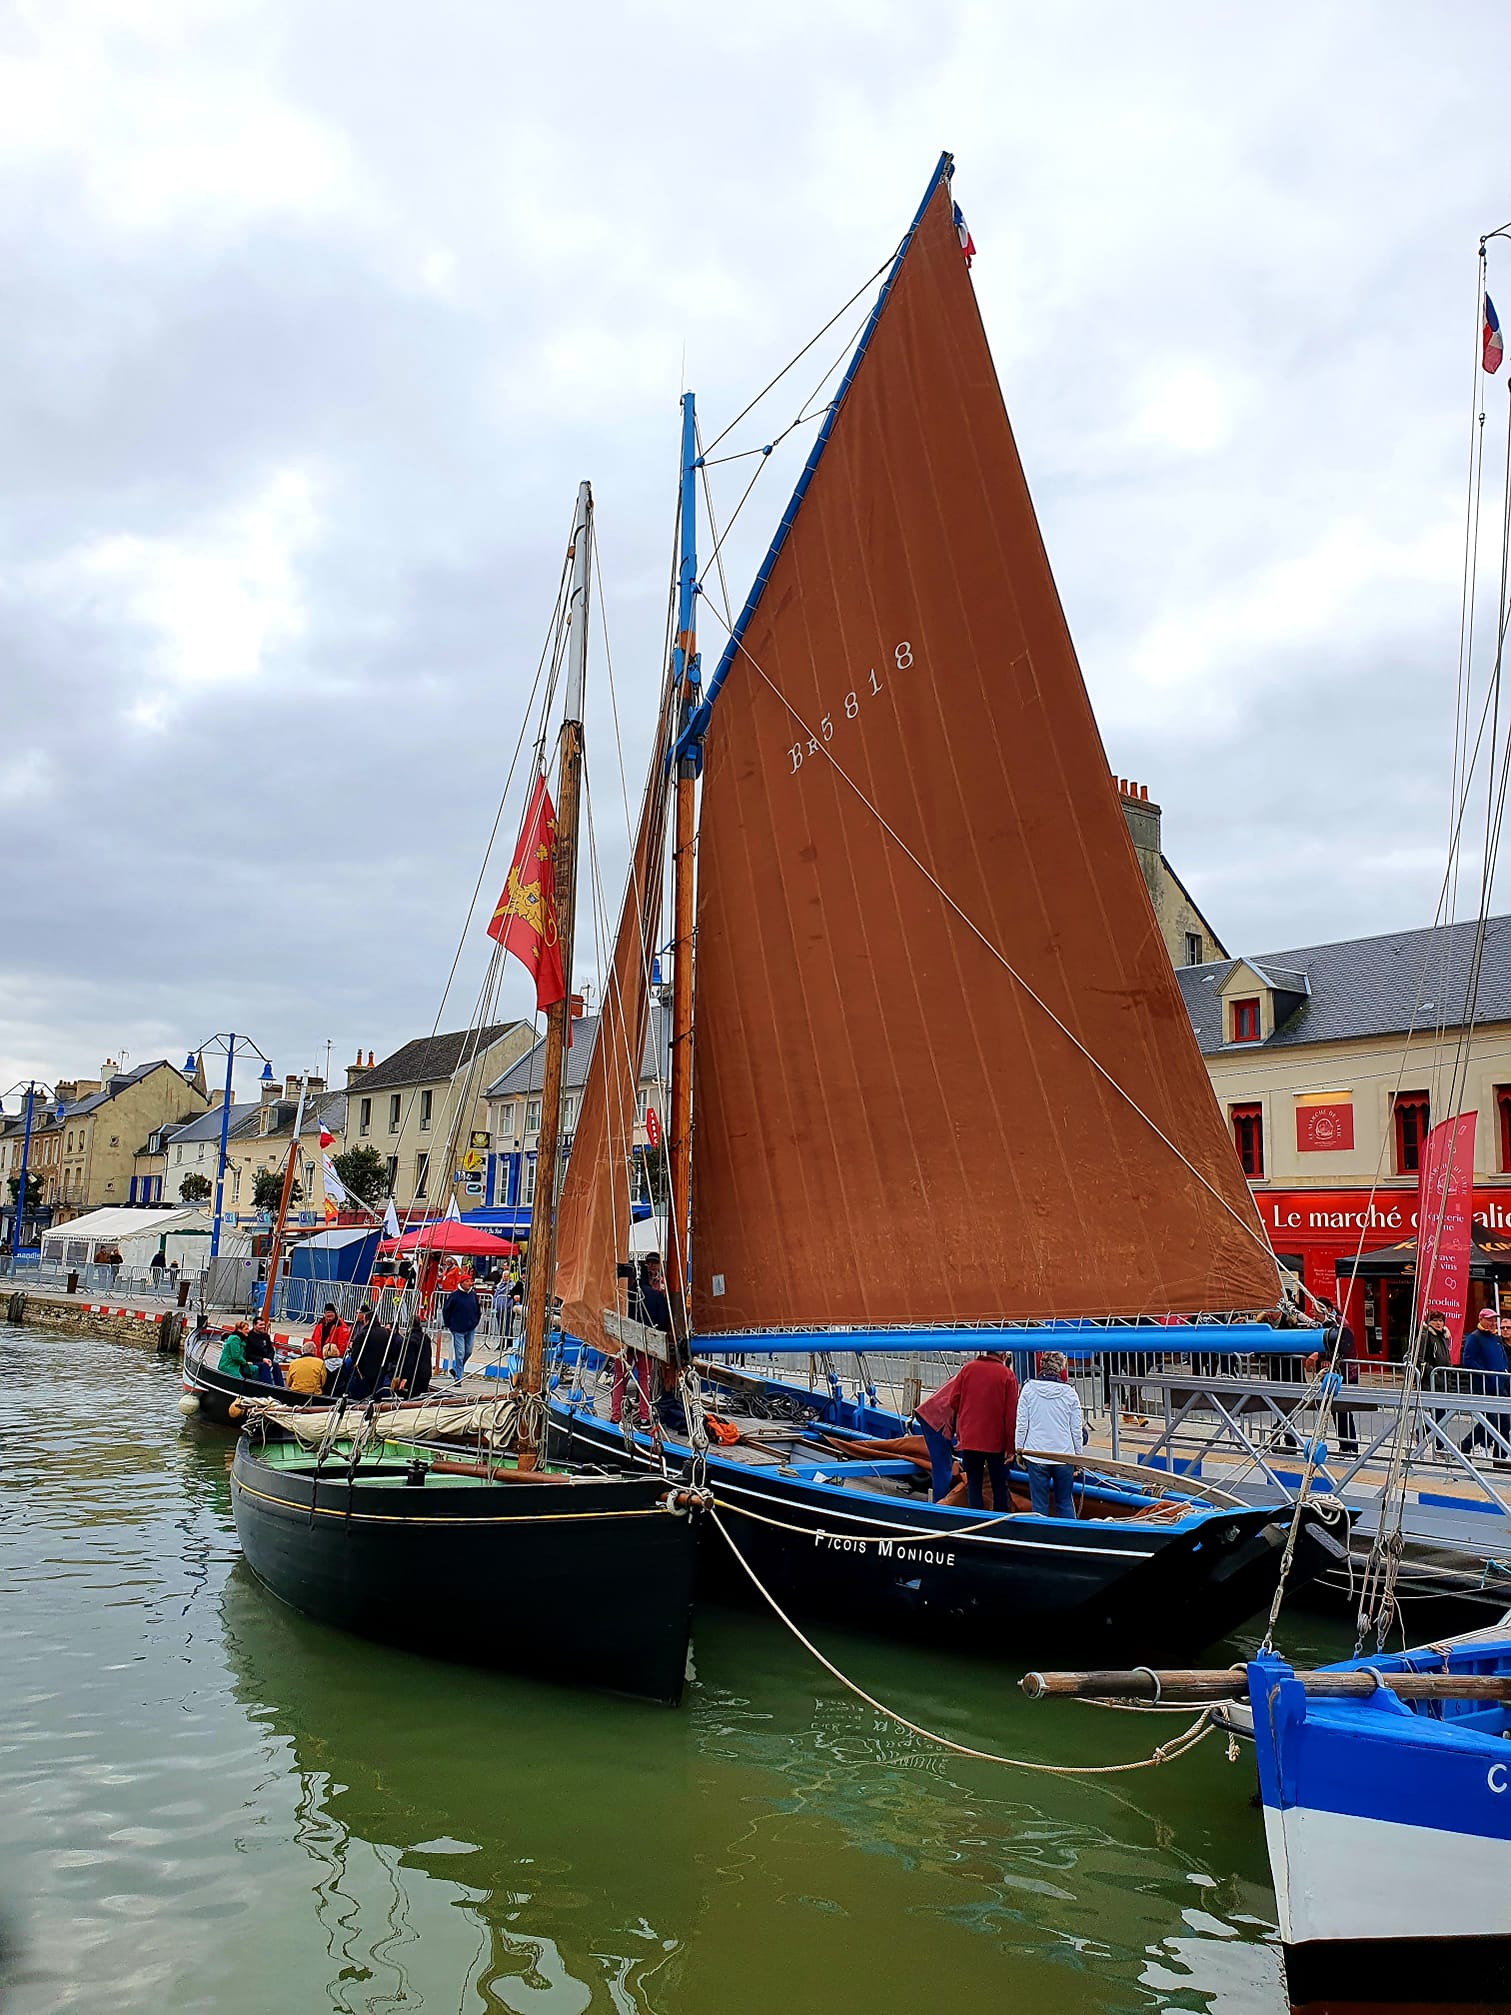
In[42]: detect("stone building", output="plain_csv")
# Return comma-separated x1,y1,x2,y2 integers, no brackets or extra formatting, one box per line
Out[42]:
1116,776,1227,968
1178,913,1511,1353
348,1022,534,1218
482,1004,669,1225
8,1060,210,1224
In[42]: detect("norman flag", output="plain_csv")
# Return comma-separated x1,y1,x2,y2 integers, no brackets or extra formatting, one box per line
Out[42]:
1486,293,1504,375
487,771,566,1011
953,200,975,267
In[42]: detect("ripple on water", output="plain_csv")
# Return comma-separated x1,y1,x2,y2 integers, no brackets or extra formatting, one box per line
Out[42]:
0,1325,1305,2015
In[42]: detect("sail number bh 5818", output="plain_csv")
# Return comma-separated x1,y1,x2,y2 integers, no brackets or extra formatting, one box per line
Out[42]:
786,640,913,774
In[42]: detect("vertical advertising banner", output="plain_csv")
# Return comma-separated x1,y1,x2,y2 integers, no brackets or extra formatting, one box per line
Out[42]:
1415,1112,1478,1339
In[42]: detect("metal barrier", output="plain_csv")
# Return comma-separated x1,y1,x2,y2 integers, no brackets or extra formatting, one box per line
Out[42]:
1106,1367,1511,1514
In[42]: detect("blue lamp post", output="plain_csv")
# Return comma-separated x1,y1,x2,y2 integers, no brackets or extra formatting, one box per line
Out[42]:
3,1079,53,1265
186,1036,272,1258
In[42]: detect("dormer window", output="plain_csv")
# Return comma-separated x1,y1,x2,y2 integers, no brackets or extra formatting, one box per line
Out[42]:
1231,998,1260,1044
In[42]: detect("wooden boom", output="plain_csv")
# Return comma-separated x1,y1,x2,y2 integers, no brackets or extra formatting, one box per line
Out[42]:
1022,1668,1511,1702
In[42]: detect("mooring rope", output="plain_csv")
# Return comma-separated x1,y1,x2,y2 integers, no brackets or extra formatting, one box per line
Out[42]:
709,1508,1218,1777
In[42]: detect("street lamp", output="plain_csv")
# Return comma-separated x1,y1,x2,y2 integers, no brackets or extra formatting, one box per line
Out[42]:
186,1035,272,1258
3,1079,55,1267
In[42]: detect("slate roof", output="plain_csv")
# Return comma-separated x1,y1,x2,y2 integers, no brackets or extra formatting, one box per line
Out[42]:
165,1101,262,1145
66,1060,192,1115
355,1023,528,1095
1177,914,1511,1053
484,1001,671,1099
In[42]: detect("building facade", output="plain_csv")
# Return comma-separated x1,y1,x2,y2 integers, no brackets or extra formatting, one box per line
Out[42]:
482,1004,669,1220
3,1060,209,1228
1180,915,1511,1353
350,1022,533,1217
1116,776,1227,969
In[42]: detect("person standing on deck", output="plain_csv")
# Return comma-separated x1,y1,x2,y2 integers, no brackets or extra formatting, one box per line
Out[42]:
914,1371,964,1502
312,1304,349,1362
951,1350,1019,1511
1015,1351,1085,1519
442,1280,482,1382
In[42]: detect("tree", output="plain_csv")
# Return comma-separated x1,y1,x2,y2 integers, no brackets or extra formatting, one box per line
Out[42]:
252,1168,302,1211
179,1174,212,1203
333,1145,388,1206
6,1173,42,1210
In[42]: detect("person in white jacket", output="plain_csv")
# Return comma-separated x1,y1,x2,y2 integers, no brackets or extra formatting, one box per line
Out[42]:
1014,1350,1086,1519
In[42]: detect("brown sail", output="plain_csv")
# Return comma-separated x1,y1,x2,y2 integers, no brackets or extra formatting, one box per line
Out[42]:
553,677,674,1356
688,161,1277,1334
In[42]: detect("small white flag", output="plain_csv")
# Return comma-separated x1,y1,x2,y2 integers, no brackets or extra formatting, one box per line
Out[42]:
384,1198,401,1238
444,1195,461,1221
322,1155,348,1205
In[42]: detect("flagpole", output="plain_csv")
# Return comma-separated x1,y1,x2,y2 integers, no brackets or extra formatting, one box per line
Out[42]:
518,480,592,1470
257,1073,310,1328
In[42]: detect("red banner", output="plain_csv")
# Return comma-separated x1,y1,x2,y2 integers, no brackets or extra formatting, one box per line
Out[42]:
487,772,566,1011
1415,1113,1478,1337
1296,1099,1354,1152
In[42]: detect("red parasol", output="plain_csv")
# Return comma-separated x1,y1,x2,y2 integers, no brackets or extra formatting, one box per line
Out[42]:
378,1223,520,1257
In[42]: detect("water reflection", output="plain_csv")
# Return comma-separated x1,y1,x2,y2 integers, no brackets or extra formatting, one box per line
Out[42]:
0,1326,1318,2015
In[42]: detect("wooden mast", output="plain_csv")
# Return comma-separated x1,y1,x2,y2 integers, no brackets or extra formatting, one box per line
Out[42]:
666,392,701,1336
257,1072,309,1329
518,481,592,1470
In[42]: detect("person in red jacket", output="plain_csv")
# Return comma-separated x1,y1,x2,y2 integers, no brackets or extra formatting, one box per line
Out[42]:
952,1350,1019,1512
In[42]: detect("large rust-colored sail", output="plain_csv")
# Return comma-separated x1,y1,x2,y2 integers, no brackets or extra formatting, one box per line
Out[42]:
689,160,1277,1334
554,682,674,1356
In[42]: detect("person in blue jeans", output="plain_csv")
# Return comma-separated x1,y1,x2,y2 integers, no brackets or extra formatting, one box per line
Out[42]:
442,1280,482,1381
1015,1350,1086,1519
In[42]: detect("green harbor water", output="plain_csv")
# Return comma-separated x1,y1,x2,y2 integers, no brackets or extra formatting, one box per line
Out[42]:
0,1323,1352,2015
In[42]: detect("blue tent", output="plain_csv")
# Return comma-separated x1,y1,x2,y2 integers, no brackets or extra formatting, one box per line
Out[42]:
286,1226,380,1319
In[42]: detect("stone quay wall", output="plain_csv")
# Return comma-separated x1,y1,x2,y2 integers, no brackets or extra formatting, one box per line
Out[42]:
4,1289,185,1354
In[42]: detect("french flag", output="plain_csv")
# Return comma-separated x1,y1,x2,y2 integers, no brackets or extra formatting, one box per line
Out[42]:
953,200,975,268
319,1123,334,1148
1485,292,1504,375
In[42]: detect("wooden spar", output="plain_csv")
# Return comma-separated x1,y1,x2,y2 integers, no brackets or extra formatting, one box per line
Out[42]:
257,1073,310,1328
1022,1668,1511,1702
665,390,701,1343
518,482,591,1472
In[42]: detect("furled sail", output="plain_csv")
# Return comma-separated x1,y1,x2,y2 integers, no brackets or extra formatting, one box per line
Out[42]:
688,158,1277,1333
554,676,675,1355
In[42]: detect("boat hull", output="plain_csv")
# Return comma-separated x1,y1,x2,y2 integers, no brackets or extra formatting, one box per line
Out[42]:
231,1437,701,1704
1247,1642,1511,2008
550,1398,1327,1658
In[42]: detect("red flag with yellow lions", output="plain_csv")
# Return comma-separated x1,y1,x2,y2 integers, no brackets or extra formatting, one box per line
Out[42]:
487,772,566,1011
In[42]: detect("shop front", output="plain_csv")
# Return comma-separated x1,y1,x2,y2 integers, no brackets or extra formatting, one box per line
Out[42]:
1253,1186,1511,1357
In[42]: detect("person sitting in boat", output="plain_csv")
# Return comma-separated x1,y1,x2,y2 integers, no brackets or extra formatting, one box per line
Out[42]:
312,1304,349,1361
344,1308,395,1400
243,1323,284,1387
1015,1351,1086,1519
283,1335,327,1397
216,1322,252,1380
391,1317,432,1399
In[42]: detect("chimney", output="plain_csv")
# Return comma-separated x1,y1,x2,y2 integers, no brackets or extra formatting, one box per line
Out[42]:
261,1076,282,1106
346,1048,372,1088
209,1088,226,1109
100,1058,118,1080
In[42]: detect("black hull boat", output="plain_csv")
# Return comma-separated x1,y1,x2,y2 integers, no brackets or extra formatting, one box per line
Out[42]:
231,1429,702,1704
547,1380,1339,1660
181,1325,315,1424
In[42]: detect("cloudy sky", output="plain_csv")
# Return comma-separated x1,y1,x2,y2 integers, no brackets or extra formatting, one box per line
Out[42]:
3,0,1508,1099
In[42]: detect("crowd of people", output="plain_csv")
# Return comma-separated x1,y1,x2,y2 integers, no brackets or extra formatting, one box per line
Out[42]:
216,1300,436,1403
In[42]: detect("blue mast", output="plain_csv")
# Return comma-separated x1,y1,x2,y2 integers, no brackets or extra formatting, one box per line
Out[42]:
666,391,702,1300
